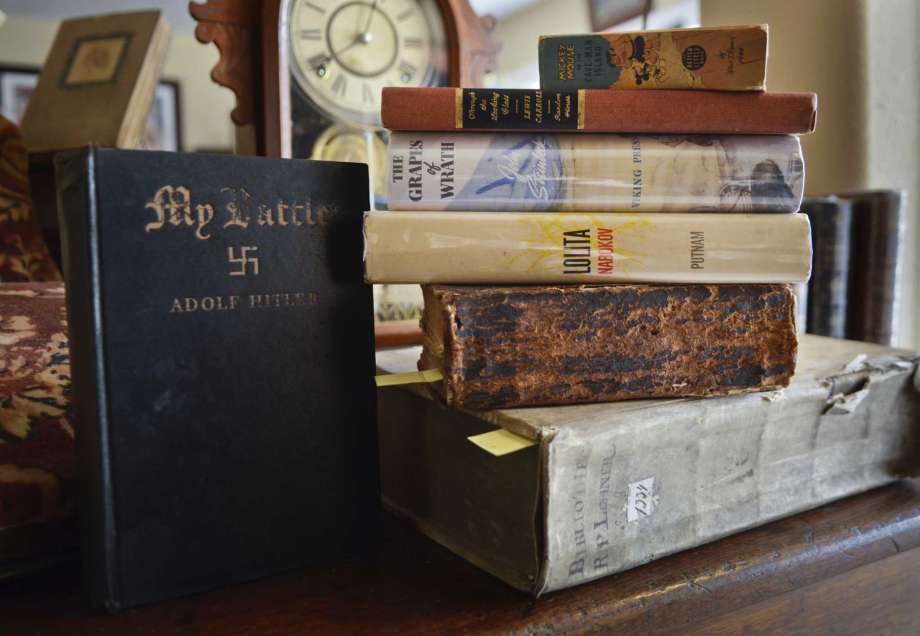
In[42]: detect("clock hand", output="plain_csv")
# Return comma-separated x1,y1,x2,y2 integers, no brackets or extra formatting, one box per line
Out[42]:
333,36,363,58
313,31,367,72
360,0,380,36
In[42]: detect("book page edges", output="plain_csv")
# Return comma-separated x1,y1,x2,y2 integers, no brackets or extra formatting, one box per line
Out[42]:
117,14,170,148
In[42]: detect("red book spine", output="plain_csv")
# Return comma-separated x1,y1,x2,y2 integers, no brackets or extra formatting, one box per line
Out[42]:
381,87,817,135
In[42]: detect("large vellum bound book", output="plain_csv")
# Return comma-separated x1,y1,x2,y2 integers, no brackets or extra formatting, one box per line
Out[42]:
376,335,920,595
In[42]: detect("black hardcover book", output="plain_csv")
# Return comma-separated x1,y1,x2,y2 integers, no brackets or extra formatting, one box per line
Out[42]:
803,196,852,338
841,190,904,345
55,148,378,611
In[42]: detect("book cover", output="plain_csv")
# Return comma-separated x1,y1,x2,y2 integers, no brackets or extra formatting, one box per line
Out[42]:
55,148,378,611
539,25,768,91
21,11,170,153
381,87,817,135
419,284,797,409
803,196,851,338
376,336,920,594
387,132,804,213
363,211,812,284
842,190,904,345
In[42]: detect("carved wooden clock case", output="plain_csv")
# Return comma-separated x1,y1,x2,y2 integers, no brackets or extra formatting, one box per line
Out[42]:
189,0,498,204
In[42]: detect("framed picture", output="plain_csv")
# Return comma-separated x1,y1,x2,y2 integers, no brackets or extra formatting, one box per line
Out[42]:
0,65,182,151
0,66,38,124
145,81,182,152
588,0,652,31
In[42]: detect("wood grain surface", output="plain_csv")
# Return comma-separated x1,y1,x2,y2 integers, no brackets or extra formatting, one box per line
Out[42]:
2,481,919,635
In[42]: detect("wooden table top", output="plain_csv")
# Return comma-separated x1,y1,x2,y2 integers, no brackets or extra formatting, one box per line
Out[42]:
3,480,920,635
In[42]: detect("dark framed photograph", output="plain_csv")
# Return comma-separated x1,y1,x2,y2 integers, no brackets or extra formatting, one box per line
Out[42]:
0,65,39,124
0,65,182,151
145,80,182,151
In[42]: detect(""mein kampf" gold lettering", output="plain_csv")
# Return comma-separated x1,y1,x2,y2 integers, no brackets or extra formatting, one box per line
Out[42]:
144,185,332,240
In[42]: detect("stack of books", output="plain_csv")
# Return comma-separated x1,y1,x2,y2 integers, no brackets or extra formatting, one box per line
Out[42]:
367,24,818,409
368,25,920,596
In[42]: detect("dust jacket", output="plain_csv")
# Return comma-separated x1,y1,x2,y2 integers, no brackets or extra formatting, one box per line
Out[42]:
55,148,378,611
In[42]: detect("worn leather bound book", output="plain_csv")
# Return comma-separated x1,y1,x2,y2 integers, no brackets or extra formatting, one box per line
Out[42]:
387,132,804,213
539,25,768,91
419,284,797,409
21,11,170,152
364,212,812,284
55,149,377,611
381,87,817,134
377,336,920,594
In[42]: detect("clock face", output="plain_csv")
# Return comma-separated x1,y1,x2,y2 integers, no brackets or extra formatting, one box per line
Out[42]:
289,0,449,128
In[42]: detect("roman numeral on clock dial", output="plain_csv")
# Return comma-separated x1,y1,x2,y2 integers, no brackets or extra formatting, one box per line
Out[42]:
398,60,418,82
332,73,347,97
289,0,446,125
362,83,375,105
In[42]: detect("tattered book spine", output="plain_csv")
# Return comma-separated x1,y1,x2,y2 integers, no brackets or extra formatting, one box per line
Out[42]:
363,211,812,284
420,284,797,409
386,132,804,213
538,349,920,593
539,25,768,91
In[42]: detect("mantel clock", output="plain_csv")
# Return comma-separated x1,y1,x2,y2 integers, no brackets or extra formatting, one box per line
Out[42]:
189,0,498,204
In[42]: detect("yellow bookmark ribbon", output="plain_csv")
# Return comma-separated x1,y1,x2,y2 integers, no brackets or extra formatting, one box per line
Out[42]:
468,429,537,457
375,369,444,387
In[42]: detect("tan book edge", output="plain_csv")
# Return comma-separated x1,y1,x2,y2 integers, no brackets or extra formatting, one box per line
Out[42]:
117,14,170,148
539,24,770,39
376,336,920,595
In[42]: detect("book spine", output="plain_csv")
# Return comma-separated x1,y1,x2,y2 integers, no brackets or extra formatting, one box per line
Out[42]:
55,149,120,612
363,211,812,284
538,356,919,593
803,197,851,338
422,284,797,409
386,132,804,213
381,87,817,134
845,190,903,345
538,26,768,91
